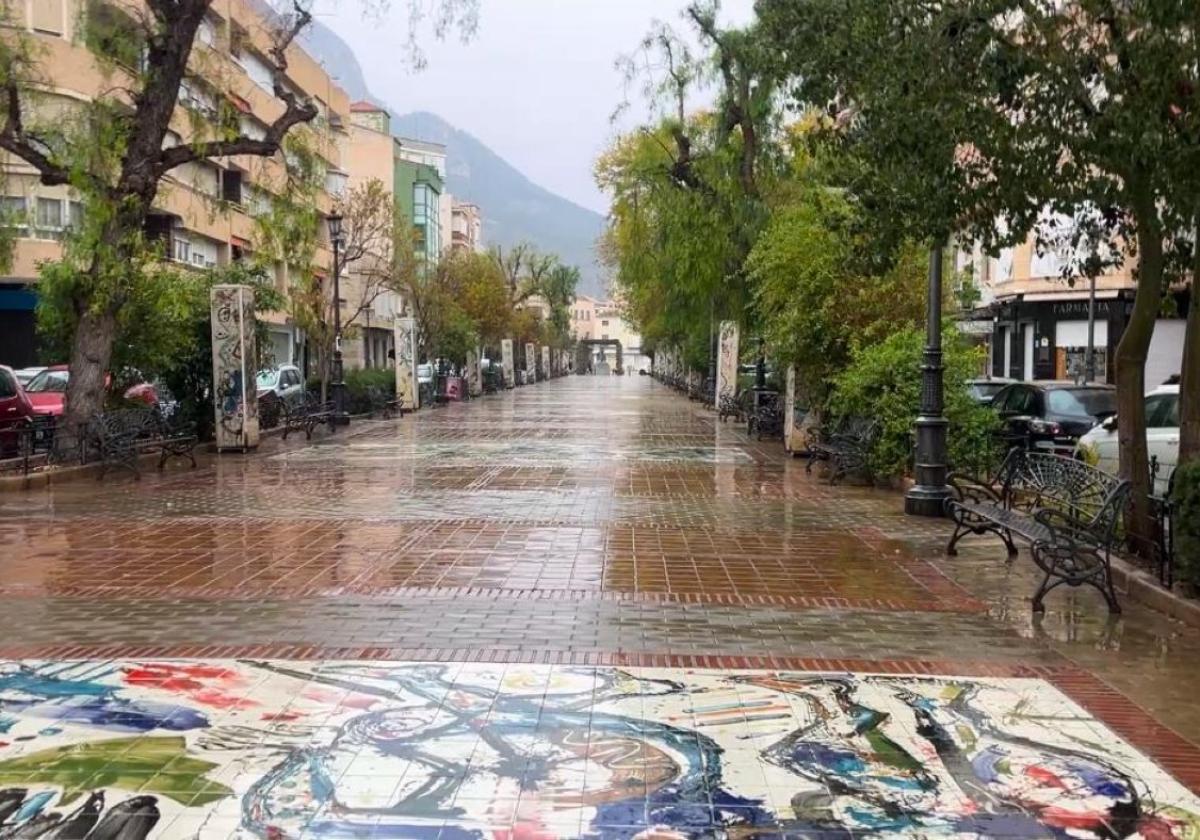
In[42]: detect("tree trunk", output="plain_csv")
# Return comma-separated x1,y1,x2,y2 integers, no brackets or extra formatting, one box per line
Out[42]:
1115,199,1164,552
62,308,118,432
1178,220,1200,465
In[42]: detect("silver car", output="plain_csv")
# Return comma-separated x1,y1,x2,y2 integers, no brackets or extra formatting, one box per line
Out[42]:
256,364,305,407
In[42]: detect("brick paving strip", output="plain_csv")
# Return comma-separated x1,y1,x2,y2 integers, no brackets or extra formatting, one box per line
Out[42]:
1,378,1199,837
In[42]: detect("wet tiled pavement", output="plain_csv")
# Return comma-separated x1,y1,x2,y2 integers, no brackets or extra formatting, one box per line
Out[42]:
0,376,1198,838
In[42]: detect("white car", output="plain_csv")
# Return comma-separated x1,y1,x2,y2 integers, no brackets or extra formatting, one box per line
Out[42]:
1076,384,1179,496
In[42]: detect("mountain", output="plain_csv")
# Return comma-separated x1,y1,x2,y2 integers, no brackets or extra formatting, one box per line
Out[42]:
301,22,608,297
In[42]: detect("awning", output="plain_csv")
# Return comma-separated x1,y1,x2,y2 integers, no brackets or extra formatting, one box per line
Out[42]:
1020,290,1122,302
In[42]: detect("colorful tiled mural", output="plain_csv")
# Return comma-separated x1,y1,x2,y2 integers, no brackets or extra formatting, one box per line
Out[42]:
0,661,1197,839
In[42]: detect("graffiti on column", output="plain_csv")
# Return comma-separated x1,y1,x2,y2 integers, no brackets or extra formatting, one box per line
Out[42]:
716,320,739,409
540,346,550,380
501,339,515,388
525,342,536,383
210,285,259,451
783,365,796,450
393,317,418,411
466,349,481,396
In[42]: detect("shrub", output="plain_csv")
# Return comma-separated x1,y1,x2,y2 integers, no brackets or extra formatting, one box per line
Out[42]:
830,325,999,480
1173,461,1200,592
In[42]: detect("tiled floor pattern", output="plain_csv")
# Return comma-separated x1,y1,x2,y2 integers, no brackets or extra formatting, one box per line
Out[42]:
1,377,1199,837
0,660,1197,839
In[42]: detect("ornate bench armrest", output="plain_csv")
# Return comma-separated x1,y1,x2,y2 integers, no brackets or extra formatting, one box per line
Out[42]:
947,473,1003,505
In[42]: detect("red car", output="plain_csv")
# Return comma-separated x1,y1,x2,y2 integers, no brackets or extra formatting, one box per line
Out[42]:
22,365,158,417
0,364,36,457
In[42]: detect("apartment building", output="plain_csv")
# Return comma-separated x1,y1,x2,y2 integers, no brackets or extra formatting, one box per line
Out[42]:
450,201,483,253
394,137,446,267
963,229,1187,388
344,101,404,370
0,0,351,371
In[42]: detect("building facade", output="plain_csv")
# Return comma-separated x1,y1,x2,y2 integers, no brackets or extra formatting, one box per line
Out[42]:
450,202,483,253
963,230,1187,388
570,295,649,372
0,0,351,373
394,138,445,268
344,101,403,370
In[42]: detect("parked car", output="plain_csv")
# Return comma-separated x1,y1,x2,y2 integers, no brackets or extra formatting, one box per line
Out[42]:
255,364,305,407
13,367,45,387
21,365,159,417
1076,384,1179,496
966,376,1016,405
989,381,1117,454
0,365,36,457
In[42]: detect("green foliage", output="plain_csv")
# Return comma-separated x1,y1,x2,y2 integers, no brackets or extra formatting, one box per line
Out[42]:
749,176,929,404
342,368,396,414
830,326,998,480
152,263,281,443
1174,462,1200,592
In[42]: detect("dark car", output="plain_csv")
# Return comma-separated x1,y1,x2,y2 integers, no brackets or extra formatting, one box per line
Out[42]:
966,377,1016,406
989,381,1118,454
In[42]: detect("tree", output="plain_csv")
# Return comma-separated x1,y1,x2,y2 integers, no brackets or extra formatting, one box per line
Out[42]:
601,3,779,374
291,178,399,397
757,0,1200,542
0,0,476,431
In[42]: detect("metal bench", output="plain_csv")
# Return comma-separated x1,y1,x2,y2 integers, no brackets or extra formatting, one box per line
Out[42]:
945,449,1129,613
365,386,402,419
806,416,877,483
718,391,748,423
89,408,197,479
280,397,335,440
748,394,784,440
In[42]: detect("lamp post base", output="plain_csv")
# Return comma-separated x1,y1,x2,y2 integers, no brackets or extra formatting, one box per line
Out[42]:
904,484,951,517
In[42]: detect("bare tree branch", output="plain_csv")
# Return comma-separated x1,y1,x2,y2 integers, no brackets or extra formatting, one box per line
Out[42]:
0,70,71,185
156,1,318,174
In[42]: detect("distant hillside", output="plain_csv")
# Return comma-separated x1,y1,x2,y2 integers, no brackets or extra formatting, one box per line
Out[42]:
302,22,607,296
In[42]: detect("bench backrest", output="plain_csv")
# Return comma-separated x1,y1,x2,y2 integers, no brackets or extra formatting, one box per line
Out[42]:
839,416,877,441
89,408,160,441
999,449,1129,541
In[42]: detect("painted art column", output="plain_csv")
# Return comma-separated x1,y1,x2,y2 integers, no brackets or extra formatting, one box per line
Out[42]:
784,365,798,452
541,346,550,381
210,284,259,451
501,339,515,388
716,320,739,408
394,317,419,411
466,348,482,396
525,342,536,384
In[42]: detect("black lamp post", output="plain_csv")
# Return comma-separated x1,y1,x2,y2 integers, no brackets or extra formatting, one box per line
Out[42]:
328,213,349,427
905,243,951,516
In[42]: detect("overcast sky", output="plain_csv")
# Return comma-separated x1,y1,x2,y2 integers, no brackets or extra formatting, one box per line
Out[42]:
311,0,756,215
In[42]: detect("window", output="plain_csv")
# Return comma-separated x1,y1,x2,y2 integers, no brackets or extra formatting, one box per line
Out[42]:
238,50,274,92
239,116,267,141
172,235,190,263
1,196,27,235
222,169,243,205
1145,393,1180,428
35,197,63,239
0,369,15,399
179,79,217,119
197,13,219,48
601,319,609,327
1047,388,1116,418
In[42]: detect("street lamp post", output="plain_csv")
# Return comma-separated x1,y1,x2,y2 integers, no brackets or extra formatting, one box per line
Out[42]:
904,243,951,517
328,213,350,427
